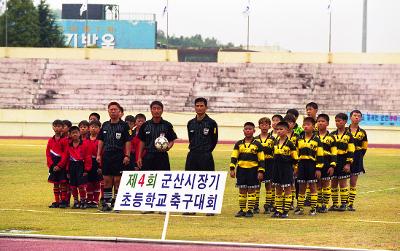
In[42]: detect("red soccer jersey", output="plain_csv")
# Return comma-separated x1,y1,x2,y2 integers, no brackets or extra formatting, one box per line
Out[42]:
86,137,99,158
46,135,68,169
61,140,92,172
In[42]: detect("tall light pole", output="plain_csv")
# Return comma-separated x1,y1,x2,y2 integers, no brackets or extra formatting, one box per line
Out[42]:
166,0,169,48
4,0,7,47
243,0,250,51
328,0,332,53
362,0,367,52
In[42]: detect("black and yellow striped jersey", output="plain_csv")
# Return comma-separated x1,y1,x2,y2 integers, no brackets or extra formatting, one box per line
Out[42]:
349,126,368,153
255,134,275,160
316,131,337,167
296,133,324,169
273,137,298,164
268,130,278,139
288,131,299,146
230,138,265,172
330,128,355,164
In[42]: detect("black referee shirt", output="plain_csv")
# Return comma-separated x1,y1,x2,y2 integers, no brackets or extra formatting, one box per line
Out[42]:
98,120,130,152
187,114,218,153
138,118,178,153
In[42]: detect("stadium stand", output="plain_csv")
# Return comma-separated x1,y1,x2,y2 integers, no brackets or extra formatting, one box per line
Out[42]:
1,57,399,114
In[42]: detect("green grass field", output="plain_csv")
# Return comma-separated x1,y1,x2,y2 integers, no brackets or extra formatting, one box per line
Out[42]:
0,139,399,250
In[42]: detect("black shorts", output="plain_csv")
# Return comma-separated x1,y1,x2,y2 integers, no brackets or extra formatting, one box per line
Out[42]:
321,159,333,181
272,159,293,188
185,152,215,171
141,152,170,171
236,166,259,189
47,156,67,184
297,159,317,184
68,161,88,187
261,159,274,183
333,154,350,180
102,151,124,176
123,152,137,171
87,157,103,182
350,151,365,176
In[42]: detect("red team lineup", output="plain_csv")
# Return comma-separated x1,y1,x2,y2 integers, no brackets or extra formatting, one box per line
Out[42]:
45,100,368,219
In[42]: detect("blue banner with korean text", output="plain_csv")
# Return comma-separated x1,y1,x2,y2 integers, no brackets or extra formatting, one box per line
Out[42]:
348,113,400,127
57,20,156,49
114,171,227,214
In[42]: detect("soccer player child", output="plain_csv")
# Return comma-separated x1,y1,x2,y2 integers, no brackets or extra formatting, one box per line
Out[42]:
294,117,324,216
330,113,355,211
284,114,299,209
271,121,298,218
348,110,368,211
62,120,72,138
79,120,90,140
269,114,283,138
86,120,103,208
61,126,92,209
306,102,318,121
254,117,275,214
316,114,337,213
286,109,303,135
89,112,101,122
230,122,265,218
46,119,68,208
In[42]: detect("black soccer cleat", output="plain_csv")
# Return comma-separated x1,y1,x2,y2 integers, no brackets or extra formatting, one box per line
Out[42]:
72,201,80,209
245,210,254,218
58,201,68,209
253,207,260,214
338,203,347,212
309,208,317,216
271,211,281,218
328,205,339,211
48,202,59,208
319,205,328,213
281,211,289,218
347,205,356,211
100,203,112,212
294,207,304,215
235,210,246,217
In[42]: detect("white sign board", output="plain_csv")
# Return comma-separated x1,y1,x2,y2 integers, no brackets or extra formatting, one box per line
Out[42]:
114,171,227,214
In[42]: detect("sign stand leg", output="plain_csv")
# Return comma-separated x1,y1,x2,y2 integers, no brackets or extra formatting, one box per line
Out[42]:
161,211,170,240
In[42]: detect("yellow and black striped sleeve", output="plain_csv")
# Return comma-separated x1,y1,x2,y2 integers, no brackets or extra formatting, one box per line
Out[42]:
346,133,355,164
255,141,265,173
288,141,299,165
229,141,240,170
316,138,324,169
330,136,338,167
361,128,368,155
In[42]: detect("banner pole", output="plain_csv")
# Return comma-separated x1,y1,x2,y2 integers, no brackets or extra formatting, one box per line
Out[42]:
161,211,170,240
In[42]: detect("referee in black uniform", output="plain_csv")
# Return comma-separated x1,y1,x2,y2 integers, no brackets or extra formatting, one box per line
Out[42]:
97,102,131,211
184,98,218,216
137,101,177,171
185,97,218,171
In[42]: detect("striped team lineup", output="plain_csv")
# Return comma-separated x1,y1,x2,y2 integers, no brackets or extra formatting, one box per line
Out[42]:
45,99,368,219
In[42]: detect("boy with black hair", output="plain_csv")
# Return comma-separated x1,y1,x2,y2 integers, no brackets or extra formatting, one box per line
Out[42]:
330,113,355,211
306,102,318,120
286,109,303,135
272,121,298,218
316,114,337,213
254,117,275,214
61,126,92,209
230,122,265,218
348,110,368,211
294,117,324,216
269,114,283,138
89,112,101,122
86,120,103,208
62,120,72,138
46,119,68,208
125,115,136,130
79,120,90,140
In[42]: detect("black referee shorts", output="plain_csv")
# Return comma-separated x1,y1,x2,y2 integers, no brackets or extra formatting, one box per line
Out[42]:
102,150,124,176
141,152,170,171
185,152,215,171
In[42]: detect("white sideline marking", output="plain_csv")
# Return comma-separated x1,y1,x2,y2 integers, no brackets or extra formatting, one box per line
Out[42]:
0,233,381,251
359,187,398,194
1,208,399,225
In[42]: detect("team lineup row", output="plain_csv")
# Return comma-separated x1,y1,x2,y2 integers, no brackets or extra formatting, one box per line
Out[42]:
45,100,367,218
